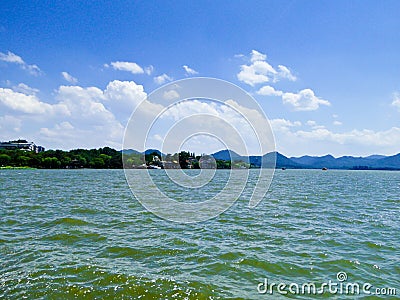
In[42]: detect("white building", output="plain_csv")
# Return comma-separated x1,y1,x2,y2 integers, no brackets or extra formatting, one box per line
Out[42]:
0,139,45,153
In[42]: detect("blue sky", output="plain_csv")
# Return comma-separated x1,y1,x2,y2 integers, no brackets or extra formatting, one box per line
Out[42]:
0,1,399,156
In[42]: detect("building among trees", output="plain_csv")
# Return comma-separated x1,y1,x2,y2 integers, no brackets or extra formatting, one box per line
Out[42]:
0,139,45,153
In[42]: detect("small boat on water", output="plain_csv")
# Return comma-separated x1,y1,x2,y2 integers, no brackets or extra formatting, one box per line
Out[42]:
322,167,328,171
281,167,286,170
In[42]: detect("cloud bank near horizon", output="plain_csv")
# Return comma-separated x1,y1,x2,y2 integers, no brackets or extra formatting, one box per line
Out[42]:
0,50,399,157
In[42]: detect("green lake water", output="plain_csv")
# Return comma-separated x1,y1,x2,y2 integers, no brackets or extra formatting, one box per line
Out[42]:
0,169,399,299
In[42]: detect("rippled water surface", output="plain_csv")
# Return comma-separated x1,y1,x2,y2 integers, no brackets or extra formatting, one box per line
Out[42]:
1,169,399,299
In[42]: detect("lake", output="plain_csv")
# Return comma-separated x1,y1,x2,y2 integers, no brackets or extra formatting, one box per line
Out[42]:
0,169,399,299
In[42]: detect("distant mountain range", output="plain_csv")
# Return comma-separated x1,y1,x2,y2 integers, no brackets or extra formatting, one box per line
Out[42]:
212,150,400,170
122,148,400,170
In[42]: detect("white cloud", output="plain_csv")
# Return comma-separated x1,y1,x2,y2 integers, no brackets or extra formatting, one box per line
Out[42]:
0,80,156,150
257,85,283,96
234,54,245,59
270,118,301,132
392,92,400,110
250,50,267,62
153,134,163,142
0,80,148,148
154,73,173,85
294,127,400,148
56,80,147,122
0,51,42,76
277,65,296,81
0,51,24,64
333,120,342,126
152,98,274,155
39,80,157,150
161,100,220,121
0,115,22,133
56,86,110,122
282,89,331,111
103,80,147,119
145,65,154,75
237,61,276,86
12,83,39,95
271,118,400,156
183,65,198,75
0,88,67,115
40,83,134,149
257,86,330,111
61,71,78,84
163,90,180,100
39,120,124,150
306,120,317,127
57,121,74,130
110,61,144,74
237,50,296,86
24,64,42,76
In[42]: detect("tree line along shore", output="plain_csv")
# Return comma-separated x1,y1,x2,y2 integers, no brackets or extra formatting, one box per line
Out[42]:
0,148,247,169
1,147,399,170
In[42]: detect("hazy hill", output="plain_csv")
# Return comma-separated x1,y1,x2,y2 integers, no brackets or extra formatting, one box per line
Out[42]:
122,148,400,170
213,151,400,170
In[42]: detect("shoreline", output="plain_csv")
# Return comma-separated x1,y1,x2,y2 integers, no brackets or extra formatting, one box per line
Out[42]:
1,167,400,171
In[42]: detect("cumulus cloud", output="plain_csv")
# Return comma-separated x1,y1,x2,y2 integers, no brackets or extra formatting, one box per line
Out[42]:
281,89,331,111
161,100,219,121
0,51,42,76
305,120,325,129
0,51,24,64
56,86,110,122
270,118,301,132
0,88,67,115
256,85,283,96
55,80,147,122
277,65,296,81
61,71,78,84
183,65,198,75
295,127,400,148
237,50,296,86
163,90,180,100
333,120,342,126
0,115,22,134
0,79,154,149
39,81,149,149
103,80,147,119
151,98,274,155
392,92,400,110
250,50,266,62
257,86,330,111
110,61,144,74
12,83,39,95
270,118,400,156
237,60,275,86
306,120,317,127
154,73,173,85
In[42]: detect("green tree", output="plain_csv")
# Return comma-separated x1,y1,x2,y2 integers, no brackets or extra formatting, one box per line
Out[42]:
90,157,105,168
16,155,31,167
0,154,11,166
42,157,60,168
99,154,112,168
179,151,190,169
